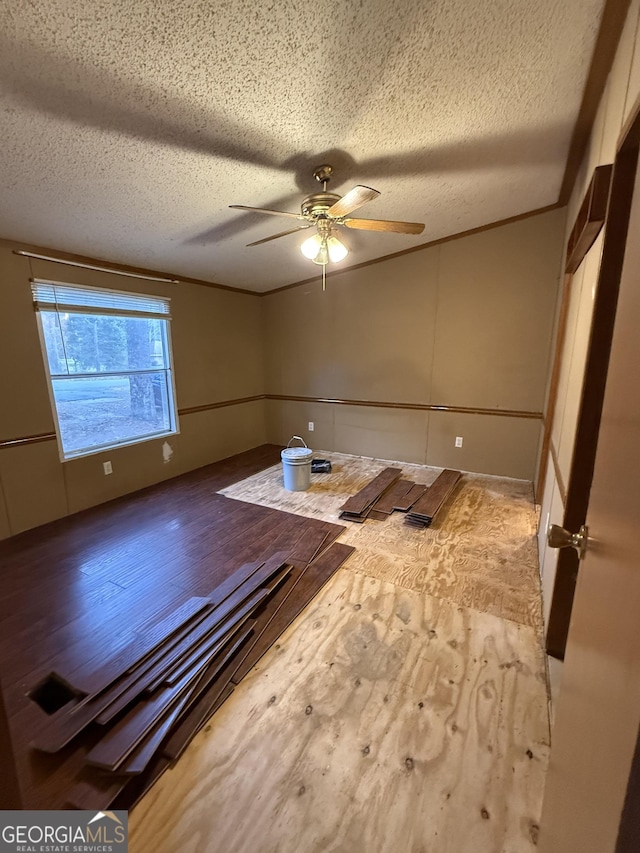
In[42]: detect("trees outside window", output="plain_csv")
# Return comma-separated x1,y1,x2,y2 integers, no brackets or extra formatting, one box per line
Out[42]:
33,282,178,459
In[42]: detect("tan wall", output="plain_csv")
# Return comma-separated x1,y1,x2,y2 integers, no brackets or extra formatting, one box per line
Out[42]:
263,208,565,480
0,245,267,537
538,0,640,637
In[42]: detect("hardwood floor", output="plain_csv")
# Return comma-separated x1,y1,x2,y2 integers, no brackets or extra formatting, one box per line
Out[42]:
0,445,349,810
130,452,550,853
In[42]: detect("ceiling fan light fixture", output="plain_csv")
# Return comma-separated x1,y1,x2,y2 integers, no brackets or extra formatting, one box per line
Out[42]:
300,231,348,265
327,235,348,263
311,242,329,266
300,232,323,261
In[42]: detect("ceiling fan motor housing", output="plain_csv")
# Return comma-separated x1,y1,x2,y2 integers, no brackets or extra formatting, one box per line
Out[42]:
301,192,342,219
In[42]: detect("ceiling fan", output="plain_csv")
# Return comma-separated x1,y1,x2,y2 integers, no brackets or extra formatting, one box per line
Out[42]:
229,164,425,288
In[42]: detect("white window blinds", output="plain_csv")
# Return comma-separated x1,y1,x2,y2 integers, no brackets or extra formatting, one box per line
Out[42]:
31,280,171,319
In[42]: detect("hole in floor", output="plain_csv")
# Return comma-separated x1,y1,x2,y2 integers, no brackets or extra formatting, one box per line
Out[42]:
28,673,85,715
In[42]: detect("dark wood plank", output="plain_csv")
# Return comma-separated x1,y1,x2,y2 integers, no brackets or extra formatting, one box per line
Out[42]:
86,643,226,771
163,621,245,688
66,774,129,810
162,509,304,599
33,553,290,752
161,567,290,687
72,530,341,805
149,507,290,597
119,692,192,777
339,511,368,524
163,683,235,763
95,588,266,725
223,565,306,686
405,516,429,529
114,755,173,811
120,623,255,776
30,607,214,753
306,529,332,565
43,568,289,767
206,558,266,607
338,468,402,514
2,584,203,691
152,629,259,770
167,626,254,733
0,580,125,662
155,556,327,771
287,527,331,566
0,682,21,808
407,470,461,521
162,690,231,765
368,510,389,521
24,598,218,749
370,479,414,514
0,483,255,604
59,596,213,695
231,542,355,684
0,443,280,566
91,568,281,726
394,483,428,512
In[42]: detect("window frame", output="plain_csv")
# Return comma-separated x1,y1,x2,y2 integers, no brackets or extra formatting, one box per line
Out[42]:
32,279,180,461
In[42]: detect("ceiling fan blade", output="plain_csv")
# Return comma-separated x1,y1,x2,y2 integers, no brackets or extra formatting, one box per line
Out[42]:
246,225,312,247
229,204,304,220
327,185,380,218
343,217,425,235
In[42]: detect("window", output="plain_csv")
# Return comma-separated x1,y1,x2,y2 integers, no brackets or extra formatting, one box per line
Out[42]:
32,280,178,459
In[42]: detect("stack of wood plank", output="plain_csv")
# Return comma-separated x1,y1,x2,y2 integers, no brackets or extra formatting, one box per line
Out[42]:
339,467,461,529
368,479,427,520
405,469,462,528
338,467,402,522
29,539,354,810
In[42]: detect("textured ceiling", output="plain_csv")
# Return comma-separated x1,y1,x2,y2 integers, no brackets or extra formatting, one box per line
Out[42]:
0,0,604,292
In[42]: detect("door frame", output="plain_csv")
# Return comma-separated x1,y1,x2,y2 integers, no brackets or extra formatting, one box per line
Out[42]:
545,98,640,658
539,94,640,852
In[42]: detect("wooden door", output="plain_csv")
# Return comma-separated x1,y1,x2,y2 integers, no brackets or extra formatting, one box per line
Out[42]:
538,127,640,851
546,158,635,660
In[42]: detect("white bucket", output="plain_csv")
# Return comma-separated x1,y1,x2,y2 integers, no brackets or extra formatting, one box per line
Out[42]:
281,436,313,491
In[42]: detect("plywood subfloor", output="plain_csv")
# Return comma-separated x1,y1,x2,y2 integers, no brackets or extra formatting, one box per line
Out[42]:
130,452,549,853
130,570,549,853
219,452,542,630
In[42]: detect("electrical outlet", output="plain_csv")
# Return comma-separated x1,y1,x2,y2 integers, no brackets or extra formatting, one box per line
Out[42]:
103,461,113,475
455,436,463,448
308,421,314,432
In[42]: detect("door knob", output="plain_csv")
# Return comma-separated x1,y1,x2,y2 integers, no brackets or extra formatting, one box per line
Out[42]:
547,524,589,559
